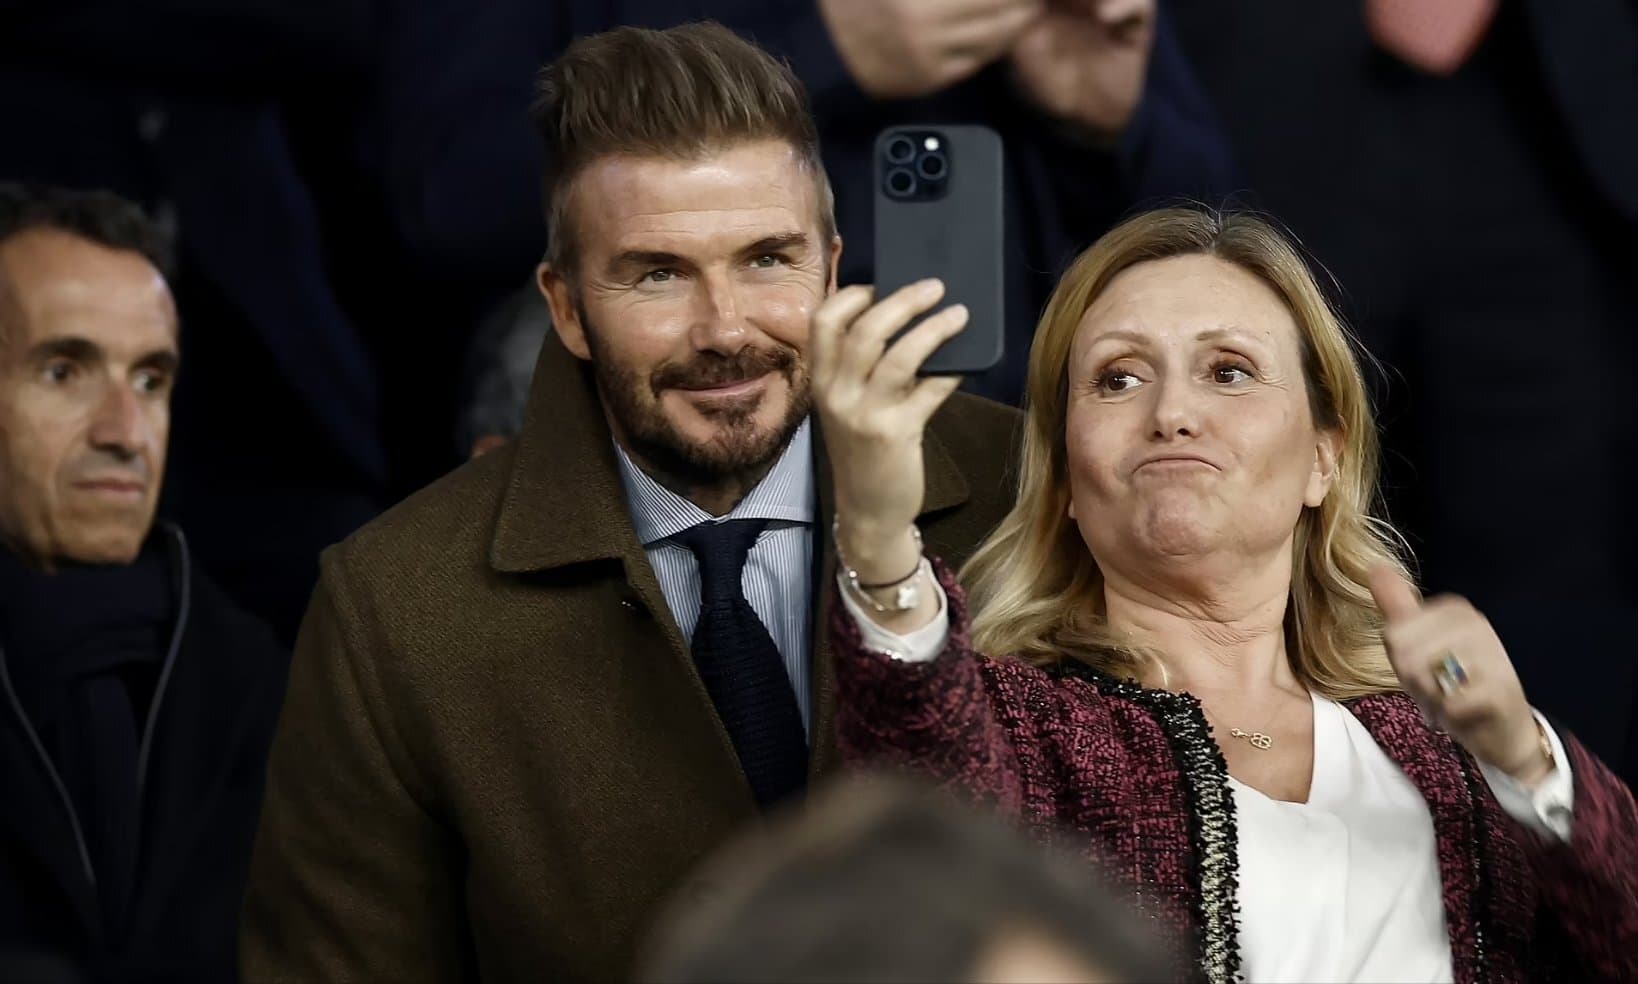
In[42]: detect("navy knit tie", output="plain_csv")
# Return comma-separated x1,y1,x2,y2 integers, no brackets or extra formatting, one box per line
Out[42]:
672,519,808,807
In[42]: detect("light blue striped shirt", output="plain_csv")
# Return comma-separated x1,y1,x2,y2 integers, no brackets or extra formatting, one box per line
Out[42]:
613,420,816,733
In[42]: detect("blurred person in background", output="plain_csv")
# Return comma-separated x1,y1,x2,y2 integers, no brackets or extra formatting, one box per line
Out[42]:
457,282,551,460
815,207,1637,982
640,773,1169,983
0,0,392,644
1167,0,1638,786
0,186,288,982
376,0,1238,409
240,25,1021,982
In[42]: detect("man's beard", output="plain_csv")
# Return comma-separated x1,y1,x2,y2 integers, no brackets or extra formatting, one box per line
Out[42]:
581,307,811,487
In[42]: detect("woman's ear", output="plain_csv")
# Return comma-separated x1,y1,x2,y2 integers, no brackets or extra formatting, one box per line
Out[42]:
1304,427,1343,508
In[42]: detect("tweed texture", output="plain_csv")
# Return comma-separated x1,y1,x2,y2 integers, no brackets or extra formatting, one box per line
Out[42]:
833,558,1638,983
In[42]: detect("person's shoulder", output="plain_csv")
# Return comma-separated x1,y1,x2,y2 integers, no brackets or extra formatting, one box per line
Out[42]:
928,391,1022,471
323,441,517,592
930,390,1023,437
925,391,1023,532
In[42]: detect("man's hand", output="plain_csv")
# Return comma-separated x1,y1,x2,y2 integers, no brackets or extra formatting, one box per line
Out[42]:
818,0,1044,99
1369,565,1553,785
1009,0,1156,139
811,280,965,579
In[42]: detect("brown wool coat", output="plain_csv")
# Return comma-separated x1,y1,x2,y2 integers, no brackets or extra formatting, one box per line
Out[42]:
239,336,1022,982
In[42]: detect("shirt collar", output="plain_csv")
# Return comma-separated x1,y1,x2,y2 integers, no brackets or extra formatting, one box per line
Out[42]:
614,418,816,547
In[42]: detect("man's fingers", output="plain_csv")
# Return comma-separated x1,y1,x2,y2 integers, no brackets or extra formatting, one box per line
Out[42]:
811,285,876,384
1368,563,1422,625
872,304,969,387
904,374,964,423
840,279,947,379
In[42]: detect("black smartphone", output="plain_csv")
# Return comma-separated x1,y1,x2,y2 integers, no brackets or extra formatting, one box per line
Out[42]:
873,124,1005,375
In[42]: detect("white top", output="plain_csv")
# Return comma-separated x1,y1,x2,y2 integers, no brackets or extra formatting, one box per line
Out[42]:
841,581,1574,983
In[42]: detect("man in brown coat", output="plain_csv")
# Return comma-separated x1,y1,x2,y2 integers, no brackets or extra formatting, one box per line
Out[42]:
241,23,1020,983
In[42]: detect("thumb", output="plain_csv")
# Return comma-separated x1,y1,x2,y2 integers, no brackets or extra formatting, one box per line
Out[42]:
1368,563,1422,624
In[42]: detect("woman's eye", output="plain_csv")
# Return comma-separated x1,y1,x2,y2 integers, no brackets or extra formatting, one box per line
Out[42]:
1097,370,1142,393
1213,363,1253,384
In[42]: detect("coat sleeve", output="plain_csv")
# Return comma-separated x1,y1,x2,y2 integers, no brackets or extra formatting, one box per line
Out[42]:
239,548,472,982
1523,734,1638,981
831,558,1068,820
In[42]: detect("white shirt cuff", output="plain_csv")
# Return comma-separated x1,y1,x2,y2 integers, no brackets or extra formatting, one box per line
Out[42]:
837,573,950,663
1478,710,1575,841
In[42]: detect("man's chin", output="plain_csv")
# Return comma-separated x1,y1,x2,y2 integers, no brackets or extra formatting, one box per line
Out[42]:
54,512,155,566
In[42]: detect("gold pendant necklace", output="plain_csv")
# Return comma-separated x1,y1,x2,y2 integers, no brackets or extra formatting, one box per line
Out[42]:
1229,728,1273,750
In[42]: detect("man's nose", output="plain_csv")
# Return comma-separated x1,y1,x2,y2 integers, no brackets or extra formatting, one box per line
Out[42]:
88,383,149,460
690,273,750,354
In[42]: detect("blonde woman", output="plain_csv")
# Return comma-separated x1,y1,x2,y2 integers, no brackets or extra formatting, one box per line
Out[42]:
810,208,1637,982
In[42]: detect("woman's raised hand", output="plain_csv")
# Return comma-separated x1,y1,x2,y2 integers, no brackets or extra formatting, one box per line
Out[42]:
811,279,968,582
1369,565,1554,785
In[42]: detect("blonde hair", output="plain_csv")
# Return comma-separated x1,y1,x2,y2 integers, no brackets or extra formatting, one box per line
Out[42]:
963,208,1405,700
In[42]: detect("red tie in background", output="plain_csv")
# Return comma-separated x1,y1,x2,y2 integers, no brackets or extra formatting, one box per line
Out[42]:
1367,0,1500,76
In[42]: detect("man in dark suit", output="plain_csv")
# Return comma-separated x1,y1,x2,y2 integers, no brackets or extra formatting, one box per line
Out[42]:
1169,0,1638,788
0,0,389,644
241,24,1024,981
0,185,288,981
376,0,1237,409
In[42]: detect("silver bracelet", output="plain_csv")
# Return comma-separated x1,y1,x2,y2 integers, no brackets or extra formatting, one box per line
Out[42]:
833,517,927,615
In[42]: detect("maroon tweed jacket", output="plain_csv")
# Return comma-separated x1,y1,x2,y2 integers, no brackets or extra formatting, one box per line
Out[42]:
832,562,1638,983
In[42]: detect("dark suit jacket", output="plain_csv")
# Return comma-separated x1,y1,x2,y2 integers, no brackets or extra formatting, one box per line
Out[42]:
240,335,1024,982
0,526,289,982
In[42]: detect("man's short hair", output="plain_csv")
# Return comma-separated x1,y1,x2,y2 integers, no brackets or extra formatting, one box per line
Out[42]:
530,21,835,281
640,774,1171,982
0,183,173,277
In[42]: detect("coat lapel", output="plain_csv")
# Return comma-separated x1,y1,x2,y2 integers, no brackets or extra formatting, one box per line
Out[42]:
489,335,737,779
494,336,978,790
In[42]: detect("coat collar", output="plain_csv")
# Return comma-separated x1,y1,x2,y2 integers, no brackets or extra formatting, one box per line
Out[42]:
489,335,972,783
489,334,969,575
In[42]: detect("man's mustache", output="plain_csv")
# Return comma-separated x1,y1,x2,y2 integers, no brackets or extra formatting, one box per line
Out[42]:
651,346,799,394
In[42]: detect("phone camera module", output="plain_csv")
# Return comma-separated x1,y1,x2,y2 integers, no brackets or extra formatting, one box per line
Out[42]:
885,166,918,199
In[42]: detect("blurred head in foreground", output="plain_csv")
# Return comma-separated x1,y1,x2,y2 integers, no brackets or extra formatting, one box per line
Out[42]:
641,774,1168,983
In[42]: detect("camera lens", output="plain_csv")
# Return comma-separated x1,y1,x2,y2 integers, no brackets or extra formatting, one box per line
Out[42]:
885,167,917,198
917,152,947,180
885,136,917,164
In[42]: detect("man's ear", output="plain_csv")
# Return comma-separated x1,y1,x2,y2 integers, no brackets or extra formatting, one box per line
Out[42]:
538,263,590,361
826,235,843,296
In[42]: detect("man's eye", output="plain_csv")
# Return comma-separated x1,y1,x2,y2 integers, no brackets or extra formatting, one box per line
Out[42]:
43,361,76,384
750,254,784,269
135,370,170,394
643,269,675,284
